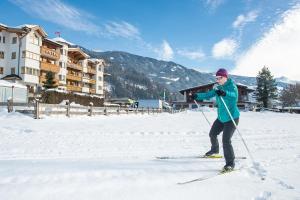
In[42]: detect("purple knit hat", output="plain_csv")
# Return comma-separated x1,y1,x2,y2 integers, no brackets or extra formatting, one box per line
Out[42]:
216,68,228,78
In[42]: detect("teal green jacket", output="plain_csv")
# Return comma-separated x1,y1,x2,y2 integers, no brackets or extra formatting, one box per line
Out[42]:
194,78,240,123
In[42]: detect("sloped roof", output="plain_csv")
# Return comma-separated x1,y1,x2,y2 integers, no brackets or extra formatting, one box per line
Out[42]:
52,37,74,46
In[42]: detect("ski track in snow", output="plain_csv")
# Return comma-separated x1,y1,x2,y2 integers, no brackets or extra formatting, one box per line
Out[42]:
0,109,300,199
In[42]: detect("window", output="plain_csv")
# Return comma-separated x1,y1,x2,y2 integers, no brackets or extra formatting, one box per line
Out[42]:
11,68,15,74
30,34,39,45
59,75,65,81
12,37,17,44
98,76,102,81
0,51,4,59
59,62,66,68
98,66,102,71
11,52,16,59
98,86,102,90
21,51,40,60
3,36,5,43
21,67,39,76
0,36,1,43
21,67,25,74
0,67,3,74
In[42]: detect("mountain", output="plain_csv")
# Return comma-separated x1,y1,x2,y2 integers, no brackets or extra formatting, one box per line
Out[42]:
82,48,291,99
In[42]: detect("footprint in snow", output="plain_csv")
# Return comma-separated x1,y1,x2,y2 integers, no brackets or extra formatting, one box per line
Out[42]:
273,178,295,190
254,191,272,200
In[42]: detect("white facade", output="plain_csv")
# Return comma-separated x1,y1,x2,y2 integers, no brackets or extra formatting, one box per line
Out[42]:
58,43,68,90
89,58,105,97
1,24,105,97
96,60,105,97
0,24,46,91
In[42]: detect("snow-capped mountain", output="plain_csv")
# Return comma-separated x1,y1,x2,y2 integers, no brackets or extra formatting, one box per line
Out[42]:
82,48,291,98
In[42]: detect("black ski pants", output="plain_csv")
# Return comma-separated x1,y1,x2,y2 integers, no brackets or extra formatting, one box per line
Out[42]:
209,118,239,166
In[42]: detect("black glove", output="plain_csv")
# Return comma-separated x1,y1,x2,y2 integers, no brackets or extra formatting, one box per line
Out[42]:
190,93,198,100
215,89,226,96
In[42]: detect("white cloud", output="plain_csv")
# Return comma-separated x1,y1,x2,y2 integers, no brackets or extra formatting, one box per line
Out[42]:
212,38,238,59
233,10,259,29
9,0,140,40
177,49,206,61
157,40,174,61
10,0,101,35
233,4,300,80
204,0,225,11
104,21,140,39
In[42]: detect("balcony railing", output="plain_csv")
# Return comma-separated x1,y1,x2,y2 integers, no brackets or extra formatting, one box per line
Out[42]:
87,67,96,74
40,46,60,60
40,62,60,73
66,74,82,82
67,63,83,71
67,85,82,92
89,79,96,85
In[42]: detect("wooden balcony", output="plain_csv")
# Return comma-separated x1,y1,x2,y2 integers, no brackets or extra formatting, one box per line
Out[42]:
87,67,96,75
40,62,60,73
89,88,96,94
89,79,96,85
40,46,60,60
67,63,83,71
67,85,82,92
66,74,82,82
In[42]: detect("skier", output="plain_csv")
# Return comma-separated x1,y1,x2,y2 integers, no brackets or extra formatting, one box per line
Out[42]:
191,68,240,172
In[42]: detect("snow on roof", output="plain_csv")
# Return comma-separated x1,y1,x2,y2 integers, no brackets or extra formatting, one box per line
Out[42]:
0,23,7,27
0,80,27,89
52,37,74,46
15,24,38,29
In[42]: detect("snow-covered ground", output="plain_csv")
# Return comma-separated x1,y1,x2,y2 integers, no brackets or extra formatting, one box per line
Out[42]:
0,109,299,200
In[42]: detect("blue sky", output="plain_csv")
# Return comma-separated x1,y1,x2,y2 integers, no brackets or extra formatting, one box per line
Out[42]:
1,0,300,80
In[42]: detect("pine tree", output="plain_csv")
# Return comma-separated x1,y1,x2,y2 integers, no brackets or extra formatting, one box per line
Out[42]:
43,71,57,89
255,66,278,108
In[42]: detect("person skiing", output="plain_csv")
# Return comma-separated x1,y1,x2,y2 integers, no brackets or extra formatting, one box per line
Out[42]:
191,68,240,172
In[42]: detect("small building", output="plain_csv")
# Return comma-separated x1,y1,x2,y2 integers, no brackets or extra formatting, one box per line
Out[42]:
175,83,255,110
107,98,134,107
0,79,28,103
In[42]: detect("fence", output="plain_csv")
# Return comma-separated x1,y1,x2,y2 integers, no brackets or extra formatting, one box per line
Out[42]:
1,100,173,119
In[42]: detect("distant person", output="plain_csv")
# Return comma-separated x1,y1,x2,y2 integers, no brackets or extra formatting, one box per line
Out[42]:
191,68,240,172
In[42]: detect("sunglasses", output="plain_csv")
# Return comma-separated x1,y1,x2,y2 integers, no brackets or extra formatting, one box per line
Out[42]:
215,76,223,80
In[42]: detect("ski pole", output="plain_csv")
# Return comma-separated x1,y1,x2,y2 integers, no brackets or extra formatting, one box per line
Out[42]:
220,96,265,180
194,100,211,127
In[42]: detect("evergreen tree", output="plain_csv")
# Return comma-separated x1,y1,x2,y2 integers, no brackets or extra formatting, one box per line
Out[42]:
43,71,57,89
255,66,278,108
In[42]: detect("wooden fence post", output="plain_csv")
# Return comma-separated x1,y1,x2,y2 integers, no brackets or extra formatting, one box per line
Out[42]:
104,107,107,115
7,99,13,113
34,99,40,119
88,102,93,116
66,100,70,117
117,107,120,115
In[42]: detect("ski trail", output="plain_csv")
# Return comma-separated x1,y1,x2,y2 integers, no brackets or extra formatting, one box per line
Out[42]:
272,178,295,189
